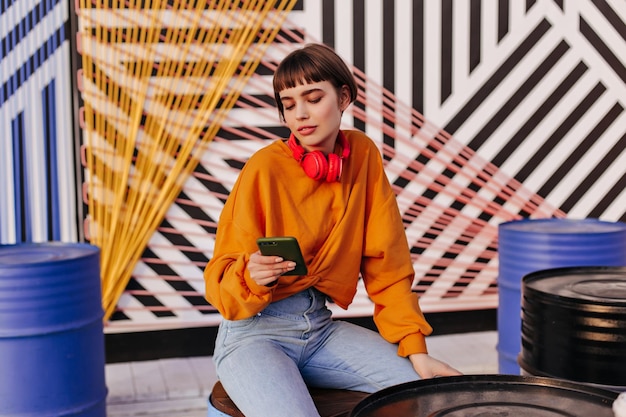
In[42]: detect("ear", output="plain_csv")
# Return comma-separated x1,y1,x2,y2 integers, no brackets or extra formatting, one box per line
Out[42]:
338,85,351,111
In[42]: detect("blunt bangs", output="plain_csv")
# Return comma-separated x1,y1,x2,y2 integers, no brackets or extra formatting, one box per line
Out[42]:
273,44,358,120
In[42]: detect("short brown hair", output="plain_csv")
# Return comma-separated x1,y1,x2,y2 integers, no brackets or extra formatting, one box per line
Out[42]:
273,43,358,120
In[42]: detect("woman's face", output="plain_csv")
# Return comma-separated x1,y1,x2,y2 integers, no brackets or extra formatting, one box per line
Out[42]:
278,80,350,154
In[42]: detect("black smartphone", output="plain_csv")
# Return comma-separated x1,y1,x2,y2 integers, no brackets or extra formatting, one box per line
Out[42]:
256,236,308,276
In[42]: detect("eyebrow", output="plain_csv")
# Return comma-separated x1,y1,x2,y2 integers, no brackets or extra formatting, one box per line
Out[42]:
279,87,324,101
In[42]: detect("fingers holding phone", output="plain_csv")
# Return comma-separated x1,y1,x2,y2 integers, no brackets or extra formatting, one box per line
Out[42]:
250,237,308,286
248,251,296,286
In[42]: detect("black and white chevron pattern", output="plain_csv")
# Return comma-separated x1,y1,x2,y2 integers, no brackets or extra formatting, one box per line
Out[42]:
105,0,625,331
4,0,621,331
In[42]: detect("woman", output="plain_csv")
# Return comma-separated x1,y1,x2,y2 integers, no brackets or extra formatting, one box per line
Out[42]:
204,43,461,417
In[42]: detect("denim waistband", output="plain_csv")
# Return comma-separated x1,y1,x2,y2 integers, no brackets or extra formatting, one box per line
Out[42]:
261,287,328,320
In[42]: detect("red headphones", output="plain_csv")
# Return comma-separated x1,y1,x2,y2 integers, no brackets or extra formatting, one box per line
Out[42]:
287,131,351,182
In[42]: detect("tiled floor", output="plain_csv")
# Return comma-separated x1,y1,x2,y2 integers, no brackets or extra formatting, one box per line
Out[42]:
106,330,498,417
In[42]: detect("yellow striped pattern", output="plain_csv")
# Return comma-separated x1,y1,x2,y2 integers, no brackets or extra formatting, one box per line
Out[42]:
77,0,296,320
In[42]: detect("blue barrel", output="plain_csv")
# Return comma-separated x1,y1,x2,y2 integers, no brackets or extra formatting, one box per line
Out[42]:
0,242,107,416
497,218,626,375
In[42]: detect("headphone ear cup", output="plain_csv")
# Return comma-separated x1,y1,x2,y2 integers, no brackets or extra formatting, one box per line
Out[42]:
326,153,342,182
301,151,328,181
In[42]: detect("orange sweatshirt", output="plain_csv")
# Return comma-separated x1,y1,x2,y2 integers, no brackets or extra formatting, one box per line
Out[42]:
204,130,433,356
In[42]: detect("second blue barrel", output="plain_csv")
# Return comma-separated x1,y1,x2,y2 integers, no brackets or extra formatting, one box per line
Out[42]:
497,218,626,375
0,242,107,416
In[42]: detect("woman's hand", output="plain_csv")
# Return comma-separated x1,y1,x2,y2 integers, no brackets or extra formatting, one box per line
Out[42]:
408,353,463,379
247,251,296,287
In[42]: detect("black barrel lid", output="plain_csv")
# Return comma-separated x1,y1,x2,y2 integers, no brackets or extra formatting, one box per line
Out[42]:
350,375,618,417
523,266,626,306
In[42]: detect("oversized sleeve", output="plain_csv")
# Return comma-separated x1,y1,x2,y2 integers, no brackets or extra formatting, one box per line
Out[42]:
359,144,433,356
203,153,275,320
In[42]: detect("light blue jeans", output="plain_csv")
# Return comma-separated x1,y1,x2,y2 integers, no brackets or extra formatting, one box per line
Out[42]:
211,287,420,417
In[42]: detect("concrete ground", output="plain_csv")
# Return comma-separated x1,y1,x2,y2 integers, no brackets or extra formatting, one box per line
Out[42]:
105,330,499,417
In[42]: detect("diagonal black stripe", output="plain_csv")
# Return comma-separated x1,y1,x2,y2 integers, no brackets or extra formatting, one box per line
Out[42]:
468,40,571,152
578,128,626,219
492,62,588,174
216,125,288,141
444,18,552,135
580,16,626,83
141,248,180,276
588,169,626,222
538,104,624,208
123,276,175,318
109,311,131,321
157,218,207,263
591,0,626,42
515,78,603,184
235,94,275,108
398,42,580,224
167,190,217,243
140,246,211,312
192,163,231,206
411,63,588,225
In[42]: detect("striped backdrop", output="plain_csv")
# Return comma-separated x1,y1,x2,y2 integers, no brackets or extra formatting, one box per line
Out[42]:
2,0,625,332
1,0,81,244
107,0,626,332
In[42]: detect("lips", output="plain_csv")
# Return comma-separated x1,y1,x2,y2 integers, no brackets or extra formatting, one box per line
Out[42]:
297,126,317,135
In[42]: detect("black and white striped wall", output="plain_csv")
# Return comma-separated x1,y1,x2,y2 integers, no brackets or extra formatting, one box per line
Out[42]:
1,0,82,244
2,0,624,333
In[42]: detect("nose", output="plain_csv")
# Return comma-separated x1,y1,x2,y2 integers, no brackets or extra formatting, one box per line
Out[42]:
295,103,308,120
